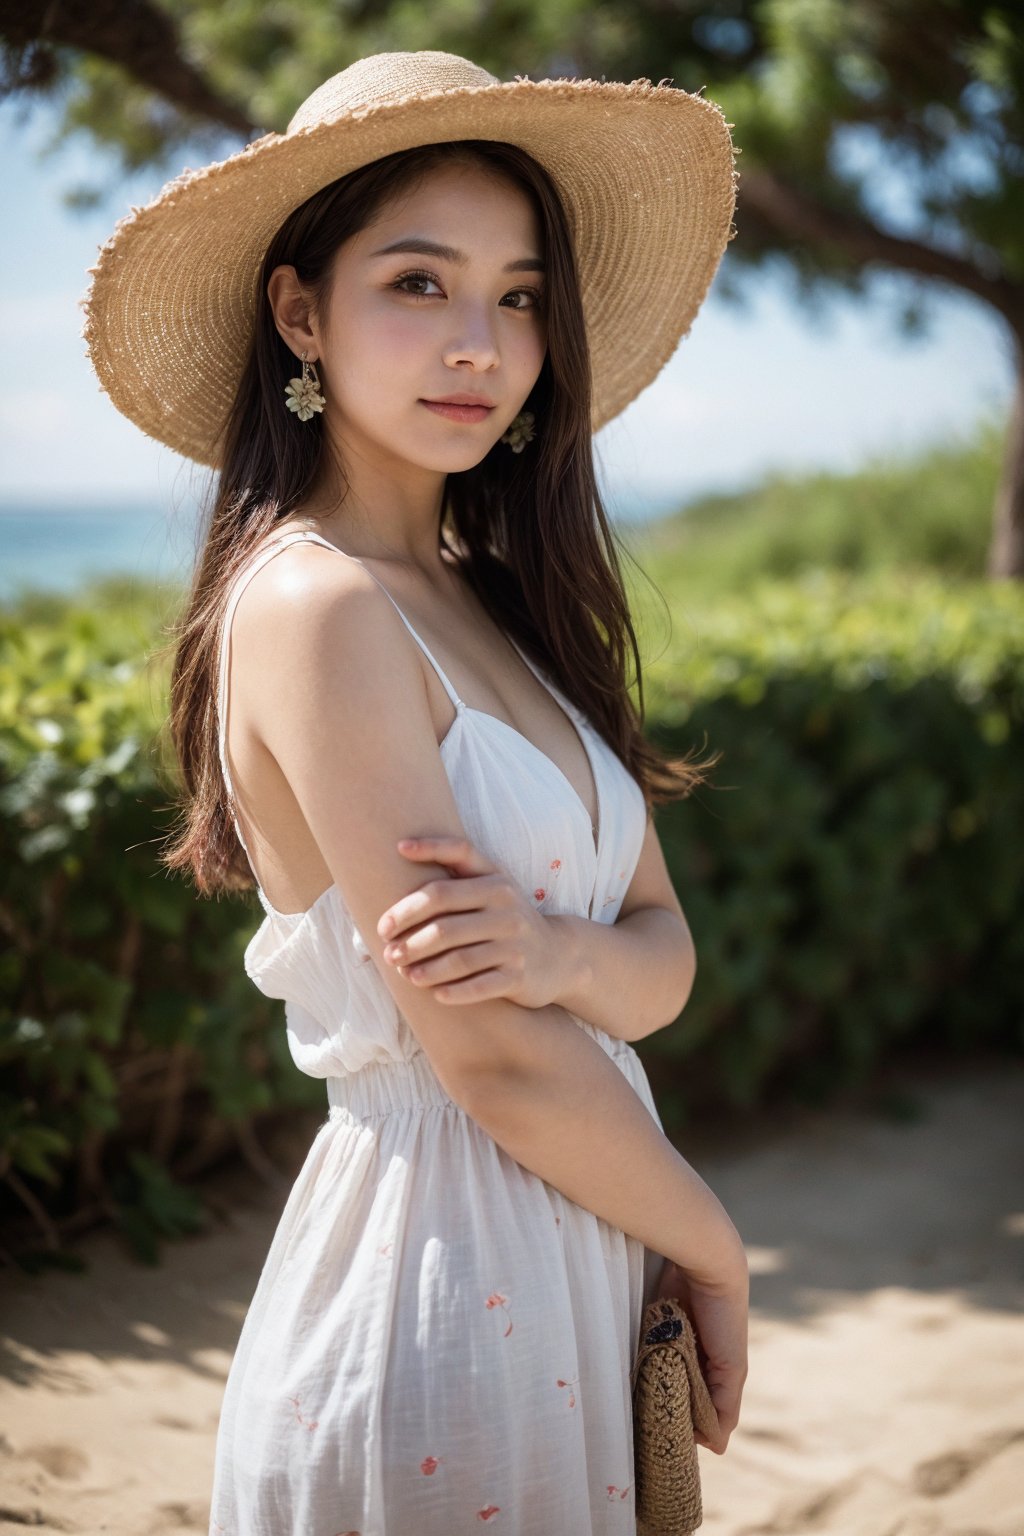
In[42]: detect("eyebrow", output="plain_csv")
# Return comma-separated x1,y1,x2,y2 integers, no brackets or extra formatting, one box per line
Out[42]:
369,237,545,274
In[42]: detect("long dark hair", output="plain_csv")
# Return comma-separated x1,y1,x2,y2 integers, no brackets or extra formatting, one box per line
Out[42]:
157,138,720,897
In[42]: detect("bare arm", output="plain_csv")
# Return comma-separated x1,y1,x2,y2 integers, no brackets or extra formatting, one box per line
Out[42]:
251,547,745,1286
459,1006,743,1285
546,815,697,1042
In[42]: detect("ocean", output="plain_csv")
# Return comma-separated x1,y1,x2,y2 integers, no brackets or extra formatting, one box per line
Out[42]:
0,501,204,604
0,490,675,606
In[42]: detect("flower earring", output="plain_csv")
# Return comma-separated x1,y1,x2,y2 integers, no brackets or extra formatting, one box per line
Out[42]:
501,409,536,452
284,349,326,421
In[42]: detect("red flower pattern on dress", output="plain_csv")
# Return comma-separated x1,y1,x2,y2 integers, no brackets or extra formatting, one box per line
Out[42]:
533,856,563,905
485,1289,514,1336
598,866,629,908
212,805,647,1531
286,1393,319,1431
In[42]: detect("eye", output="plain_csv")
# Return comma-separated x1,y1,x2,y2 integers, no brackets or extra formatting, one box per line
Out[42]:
392,269,444,299
391,269,544,310
500,287,545,311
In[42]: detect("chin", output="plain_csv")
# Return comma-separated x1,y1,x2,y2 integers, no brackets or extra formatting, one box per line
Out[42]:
410,443,499,474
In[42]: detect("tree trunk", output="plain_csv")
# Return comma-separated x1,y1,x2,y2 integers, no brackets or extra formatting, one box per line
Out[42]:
987,345,1024,580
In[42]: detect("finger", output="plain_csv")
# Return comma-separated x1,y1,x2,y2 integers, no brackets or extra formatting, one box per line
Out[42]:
427,968,511,1004
398,941,512,993
383,909,513,965
694,1429,730,1455
395,835,495,877
378,871,504,941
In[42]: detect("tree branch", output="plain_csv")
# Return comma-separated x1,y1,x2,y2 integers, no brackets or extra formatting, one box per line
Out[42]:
740,167,1024,338
0,0,256,136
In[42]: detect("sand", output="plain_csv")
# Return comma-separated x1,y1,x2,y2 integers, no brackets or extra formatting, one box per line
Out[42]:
1,1054,1021,1536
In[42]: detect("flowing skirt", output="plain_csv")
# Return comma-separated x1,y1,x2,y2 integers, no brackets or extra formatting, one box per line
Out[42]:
208,1043,665,1536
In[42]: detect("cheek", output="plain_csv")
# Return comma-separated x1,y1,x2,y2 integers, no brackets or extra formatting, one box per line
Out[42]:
506,312,548,374
327,310,426,404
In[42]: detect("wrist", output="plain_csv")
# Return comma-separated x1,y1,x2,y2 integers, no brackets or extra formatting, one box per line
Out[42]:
544,912,593,1011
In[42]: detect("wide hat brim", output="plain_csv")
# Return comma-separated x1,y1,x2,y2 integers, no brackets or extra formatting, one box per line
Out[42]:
80,50,739,468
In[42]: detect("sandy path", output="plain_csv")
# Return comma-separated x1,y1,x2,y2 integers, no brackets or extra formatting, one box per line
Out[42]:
1,1056,1021,1535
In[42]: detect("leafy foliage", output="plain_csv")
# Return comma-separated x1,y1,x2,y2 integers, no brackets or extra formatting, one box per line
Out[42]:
0,579,324,1268
2,427,1022,1261
630,563,1023,1127
10,0,1019,324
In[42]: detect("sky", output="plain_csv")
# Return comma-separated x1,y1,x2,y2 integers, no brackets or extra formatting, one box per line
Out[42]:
0,91,1014,529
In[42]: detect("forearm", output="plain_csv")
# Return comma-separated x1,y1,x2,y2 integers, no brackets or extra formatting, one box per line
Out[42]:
458,1006,745,1287
547,906,695,1042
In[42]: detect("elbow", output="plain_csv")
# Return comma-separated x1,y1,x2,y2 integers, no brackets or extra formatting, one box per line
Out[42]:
675,936,697,1014
392,988,556,1125
445,1056,537,1142
678,940,697,1015
409,1011,531,1122
655,933,697,1035
423,1051,507,1119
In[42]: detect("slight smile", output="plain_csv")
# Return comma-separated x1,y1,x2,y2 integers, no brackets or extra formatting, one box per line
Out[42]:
420,400,496,423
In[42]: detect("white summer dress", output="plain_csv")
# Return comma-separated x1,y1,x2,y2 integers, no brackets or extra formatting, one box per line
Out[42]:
207,528,668,1536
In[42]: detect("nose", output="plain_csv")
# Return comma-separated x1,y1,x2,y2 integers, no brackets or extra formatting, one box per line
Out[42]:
441,300,501,371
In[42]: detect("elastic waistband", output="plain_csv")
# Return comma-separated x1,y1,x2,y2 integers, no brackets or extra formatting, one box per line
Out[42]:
324,1026,640,1127
325,1048,457,1123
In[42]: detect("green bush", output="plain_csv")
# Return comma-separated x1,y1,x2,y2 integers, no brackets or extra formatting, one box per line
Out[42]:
637,413,1005,597
2,421,1021,1260
631,567,1024,1125
0,582,325,1269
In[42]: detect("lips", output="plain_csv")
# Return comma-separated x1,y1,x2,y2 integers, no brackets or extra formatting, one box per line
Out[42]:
420,399,495,423
424,392,497,406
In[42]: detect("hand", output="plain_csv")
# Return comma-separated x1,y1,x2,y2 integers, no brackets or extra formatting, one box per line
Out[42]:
651,1256,749,1455
376,834,568,1010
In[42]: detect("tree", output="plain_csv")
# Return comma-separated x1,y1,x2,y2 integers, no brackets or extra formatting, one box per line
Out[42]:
3,0,1021,576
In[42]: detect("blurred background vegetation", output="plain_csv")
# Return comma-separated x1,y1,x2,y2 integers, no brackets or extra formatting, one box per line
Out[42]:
1,3,1022,1270
3,417,1021,1270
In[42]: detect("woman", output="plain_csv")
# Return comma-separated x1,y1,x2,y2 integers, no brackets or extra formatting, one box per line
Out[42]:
82,49,747,1536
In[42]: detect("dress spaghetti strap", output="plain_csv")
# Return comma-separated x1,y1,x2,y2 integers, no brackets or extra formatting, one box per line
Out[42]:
293,531,464,712
215,528,464,868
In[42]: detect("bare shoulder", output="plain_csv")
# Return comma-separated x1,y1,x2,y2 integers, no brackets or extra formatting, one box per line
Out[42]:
230,537,424,723
225,535,523,1099
231,535,384,645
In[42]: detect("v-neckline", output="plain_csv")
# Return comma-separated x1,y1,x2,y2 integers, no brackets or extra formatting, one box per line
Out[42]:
450,700,602,861
439,703,604,923
256,708,605,928
505,637,602,858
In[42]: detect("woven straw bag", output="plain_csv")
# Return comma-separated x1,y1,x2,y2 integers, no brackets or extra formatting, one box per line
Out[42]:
630,1296,720,1535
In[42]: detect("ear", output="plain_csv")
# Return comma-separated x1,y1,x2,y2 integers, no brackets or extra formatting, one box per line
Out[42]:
266,264,321,361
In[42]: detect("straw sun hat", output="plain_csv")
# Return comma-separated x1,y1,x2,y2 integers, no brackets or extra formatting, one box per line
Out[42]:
80,49,739,469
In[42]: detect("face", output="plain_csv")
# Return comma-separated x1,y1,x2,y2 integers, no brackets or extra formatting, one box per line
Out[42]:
276,161,548,479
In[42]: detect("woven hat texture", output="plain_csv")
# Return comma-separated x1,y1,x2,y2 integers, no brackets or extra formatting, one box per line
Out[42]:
631,1295,720,1535
80,49,739,468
